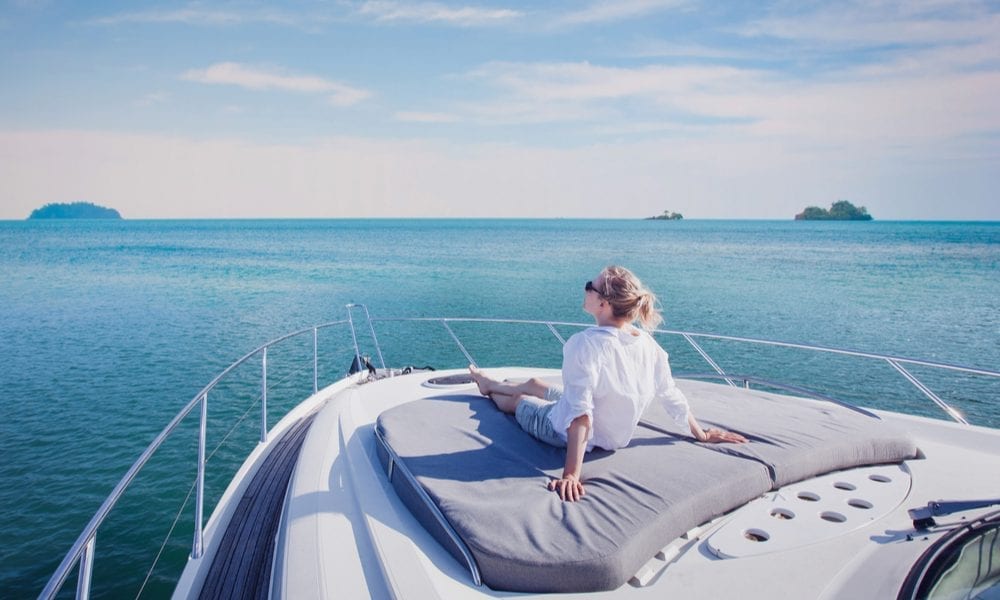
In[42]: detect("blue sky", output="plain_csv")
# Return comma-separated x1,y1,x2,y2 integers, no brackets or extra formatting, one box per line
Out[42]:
1,1,998,219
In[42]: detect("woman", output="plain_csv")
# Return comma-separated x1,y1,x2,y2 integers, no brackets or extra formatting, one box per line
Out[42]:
470,265,748,502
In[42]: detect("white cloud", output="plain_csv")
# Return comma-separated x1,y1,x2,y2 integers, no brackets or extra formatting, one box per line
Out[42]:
136,91,169,107
9,0,53,9
456,44,1000,145
459,61,766,127
86,7,303,27
625,39,747,61
458,98,607,124
181,62,372,106
738,72,1000,145
184,62,333,92
395,111,463,123
471,61,757,103
327,88,375,107
745,2,998,47
555,0,689,26
357,1,521,26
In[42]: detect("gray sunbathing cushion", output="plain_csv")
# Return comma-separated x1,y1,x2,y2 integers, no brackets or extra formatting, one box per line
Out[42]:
375,379,919,593
649,380,920,487
375,390,774,592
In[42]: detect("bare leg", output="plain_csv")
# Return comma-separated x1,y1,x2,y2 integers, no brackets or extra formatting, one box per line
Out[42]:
489,392,521,414
468,365,550,399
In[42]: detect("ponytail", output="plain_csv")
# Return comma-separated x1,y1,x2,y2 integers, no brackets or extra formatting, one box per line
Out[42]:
635,291,663,331
601,266,664,331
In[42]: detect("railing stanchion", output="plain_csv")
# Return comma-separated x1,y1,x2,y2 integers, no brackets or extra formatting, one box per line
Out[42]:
346,306,362,370
261,347,268,443
192,392,207,559
682,333,736,387
441,321,476,367
313,327,319,394
346,303,387,370
76,536,95,600
363,308,386,370
886,359,970,425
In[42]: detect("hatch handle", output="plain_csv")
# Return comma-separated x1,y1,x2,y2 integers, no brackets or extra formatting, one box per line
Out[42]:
909,498,1000,529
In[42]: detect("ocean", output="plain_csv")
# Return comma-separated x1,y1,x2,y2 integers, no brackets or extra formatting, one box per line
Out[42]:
1,218,998,598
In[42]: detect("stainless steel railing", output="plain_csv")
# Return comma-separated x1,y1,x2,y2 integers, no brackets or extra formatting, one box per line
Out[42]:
41,309,999,599
40,318,355,600
369,316,998,427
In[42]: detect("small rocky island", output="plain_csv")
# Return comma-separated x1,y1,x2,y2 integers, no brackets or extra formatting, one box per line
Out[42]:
795,200,872,221
646,210,683,221
28,202,122,220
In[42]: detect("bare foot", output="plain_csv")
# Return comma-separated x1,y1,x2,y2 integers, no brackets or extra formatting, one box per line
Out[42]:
468,364,492,396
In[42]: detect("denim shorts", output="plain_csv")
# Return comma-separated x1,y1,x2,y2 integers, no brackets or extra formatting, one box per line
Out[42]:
514,387,566,448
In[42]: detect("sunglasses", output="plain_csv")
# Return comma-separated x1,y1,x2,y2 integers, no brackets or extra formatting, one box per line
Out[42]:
585,280,609,297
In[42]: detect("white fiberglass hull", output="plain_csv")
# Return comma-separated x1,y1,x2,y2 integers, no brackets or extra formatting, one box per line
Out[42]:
177,367,1000,599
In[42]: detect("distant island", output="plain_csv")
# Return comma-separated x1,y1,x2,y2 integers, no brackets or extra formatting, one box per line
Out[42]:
795,200,872,221
28,202,122,220
645,210,683,221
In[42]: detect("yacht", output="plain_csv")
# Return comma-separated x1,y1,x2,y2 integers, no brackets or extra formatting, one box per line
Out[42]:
40,305,1000,599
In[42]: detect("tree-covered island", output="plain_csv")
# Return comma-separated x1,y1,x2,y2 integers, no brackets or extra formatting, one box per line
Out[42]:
28,202,122,220
795,200,872,221
645,210,683,221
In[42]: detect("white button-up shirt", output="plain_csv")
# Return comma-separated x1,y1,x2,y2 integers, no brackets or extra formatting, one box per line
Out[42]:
547,326,691,451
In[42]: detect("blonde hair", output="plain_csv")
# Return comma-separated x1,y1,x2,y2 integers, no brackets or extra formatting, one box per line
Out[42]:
600,265,663,331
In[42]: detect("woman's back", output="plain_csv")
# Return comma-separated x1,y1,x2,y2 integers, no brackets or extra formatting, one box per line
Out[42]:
553,327,689,450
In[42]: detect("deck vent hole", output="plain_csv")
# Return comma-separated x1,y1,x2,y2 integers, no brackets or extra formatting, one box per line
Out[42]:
847,499,873,510
797,491,821,502
833,482,856,491
869,474,892,483
770,508,795,520
425,374,474,386
820,511,847,523
743,529,770,542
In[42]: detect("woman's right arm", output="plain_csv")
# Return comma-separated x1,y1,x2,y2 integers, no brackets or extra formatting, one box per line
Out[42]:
548,332,601,501
548,413,591,502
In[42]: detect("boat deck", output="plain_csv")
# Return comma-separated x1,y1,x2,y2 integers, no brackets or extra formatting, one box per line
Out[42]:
198,413,317,600
178,368,1000,599
276,368,1000,599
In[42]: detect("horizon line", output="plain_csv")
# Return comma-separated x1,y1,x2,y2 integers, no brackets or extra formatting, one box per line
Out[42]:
5,216,999,223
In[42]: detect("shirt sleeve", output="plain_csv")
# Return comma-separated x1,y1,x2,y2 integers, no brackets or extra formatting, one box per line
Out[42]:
653,342,691,429
549,333,602,436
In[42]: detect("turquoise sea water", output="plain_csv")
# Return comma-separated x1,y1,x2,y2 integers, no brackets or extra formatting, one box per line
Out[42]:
1,219,998,598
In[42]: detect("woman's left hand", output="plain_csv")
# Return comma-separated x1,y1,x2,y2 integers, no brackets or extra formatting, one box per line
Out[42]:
702,428,748,444
548,475,586,502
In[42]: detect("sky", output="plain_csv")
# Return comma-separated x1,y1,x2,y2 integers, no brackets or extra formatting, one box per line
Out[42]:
1,0,998,220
